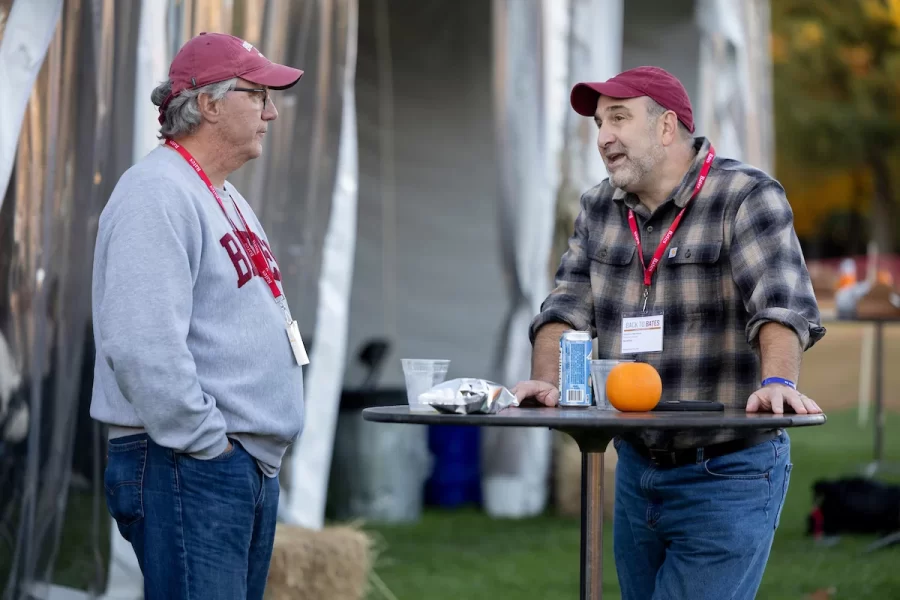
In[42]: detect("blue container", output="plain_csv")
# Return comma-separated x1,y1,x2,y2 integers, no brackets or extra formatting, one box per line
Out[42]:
424,425,482,508
559,330,593,407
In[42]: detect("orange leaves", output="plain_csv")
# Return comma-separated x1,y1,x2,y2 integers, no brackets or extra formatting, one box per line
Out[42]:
839,44,874,75
771,33,790,64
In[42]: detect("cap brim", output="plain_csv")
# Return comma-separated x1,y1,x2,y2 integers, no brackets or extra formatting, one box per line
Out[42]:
241,62,304,90
570,81,643,116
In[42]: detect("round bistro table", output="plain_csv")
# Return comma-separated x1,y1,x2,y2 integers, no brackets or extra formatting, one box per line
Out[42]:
362,405,827,600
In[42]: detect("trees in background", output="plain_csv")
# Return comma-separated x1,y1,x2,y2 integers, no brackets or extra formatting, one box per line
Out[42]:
772,0,900,255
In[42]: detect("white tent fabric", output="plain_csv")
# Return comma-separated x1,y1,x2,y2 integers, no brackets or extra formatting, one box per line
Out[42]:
695,0,774,173
0,0,63,212
132,0,170,165
284,0,359,530
564,0,622,192
479,0,556,518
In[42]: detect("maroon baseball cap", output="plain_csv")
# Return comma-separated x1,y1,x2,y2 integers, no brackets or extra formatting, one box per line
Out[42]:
570,66,694,133
159,32,304,123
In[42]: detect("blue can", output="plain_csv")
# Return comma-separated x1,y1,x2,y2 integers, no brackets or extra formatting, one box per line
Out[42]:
559,331,593,407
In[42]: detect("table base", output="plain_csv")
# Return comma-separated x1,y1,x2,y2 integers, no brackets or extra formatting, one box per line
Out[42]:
561,430,616,600
581,451,603,599
864,321,899,476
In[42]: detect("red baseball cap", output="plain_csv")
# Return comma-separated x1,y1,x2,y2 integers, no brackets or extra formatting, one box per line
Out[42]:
159,32,304,123
570,66,694,133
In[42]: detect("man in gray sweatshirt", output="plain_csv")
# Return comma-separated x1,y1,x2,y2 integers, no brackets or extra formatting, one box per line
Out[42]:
91,32,306,600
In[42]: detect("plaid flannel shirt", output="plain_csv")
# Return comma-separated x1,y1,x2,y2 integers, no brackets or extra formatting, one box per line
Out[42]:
530,137,826,450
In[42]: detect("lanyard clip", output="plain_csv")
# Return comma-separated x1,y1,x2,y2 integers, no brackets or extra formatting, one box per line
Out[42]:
642,286,650,312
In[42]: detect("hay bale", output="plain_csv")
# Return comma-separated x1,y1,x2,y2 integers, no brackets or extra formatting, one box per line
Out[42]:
553,432,617,520
265,523,374,600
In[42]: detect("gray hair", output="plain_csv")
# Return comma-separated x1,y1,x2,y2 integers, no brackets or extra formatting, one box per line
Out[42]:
151,78,238,138
646,98,693,141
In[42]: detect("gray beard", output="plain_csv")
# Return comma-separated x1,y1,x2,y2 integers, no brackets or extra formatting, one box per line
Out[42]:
609,146,664,190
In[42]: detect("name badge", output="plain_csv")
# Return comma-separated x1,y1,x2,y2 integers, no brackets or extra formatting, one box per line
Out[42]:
286,320,310,366
621,313,664,354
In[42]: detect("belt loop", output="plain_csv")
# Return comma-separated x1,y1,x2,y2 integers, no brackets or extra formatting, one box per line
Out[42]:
696,447,704,463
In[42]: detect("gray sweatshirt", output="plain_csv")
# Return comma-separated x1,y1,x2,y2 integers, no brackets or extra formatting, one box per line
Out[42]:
90,145,305,477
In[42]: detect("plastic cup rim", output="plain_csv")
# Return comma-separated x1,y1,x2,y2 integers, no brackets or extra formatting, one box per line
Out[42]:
401,358,450,364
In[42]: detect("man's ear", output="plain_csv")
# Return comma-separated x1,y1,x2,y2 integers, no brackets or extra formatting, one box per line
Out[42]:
197,93,223,124
660,111,679,146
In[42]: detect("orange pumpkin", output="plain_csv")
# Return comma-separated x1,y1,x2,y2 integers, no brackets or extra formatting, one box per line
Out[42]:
605,361,662,412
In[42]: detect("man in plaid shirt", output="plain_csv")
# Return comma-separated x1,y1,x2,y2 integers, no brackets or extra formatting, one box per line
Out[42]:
513,67,825,600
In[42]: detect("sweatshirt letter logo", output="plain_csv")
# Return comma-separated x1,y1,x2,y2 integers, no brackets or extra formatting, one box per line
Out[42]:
220,233,252,287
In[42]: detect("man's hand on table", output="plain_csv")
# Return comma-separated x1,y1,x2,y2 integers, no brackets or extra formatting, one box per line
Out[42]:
511,380,560,407
514,378,823,414
745,383,822,415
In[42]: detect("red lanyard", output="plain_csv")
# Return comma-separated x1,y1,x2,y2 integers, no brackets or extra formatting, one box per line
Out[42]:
164,139,283,301
627,147,715,291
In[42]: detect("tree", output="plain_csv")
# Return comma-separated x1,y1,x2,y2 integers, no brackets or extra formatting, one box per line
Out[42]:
771,0,900,254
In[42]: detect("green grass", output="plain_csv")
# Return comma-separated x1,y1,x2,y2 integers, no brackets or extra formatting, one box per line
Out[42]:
362,409,900,600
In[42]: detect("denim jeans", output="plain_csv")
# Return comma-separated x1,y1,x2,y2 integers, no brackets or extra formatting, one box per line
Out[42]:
613,430,793,600
104,433,280,600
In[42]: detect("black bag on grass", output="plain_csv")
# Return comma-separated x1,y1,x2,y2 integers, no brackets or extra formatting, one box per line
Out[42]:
807,477,900,536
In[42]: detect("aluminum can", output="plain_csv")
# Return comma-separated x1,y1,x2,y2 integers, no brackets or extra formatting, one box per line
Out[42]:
559,331,593,407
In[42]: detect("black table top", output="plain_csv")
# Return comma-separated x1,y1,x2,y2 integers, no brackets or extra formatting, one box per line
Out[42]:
361,405,827,431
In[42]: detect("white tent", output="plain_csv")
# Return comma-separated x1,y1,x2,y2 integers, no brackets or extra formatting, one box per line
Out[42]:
0,0,774,597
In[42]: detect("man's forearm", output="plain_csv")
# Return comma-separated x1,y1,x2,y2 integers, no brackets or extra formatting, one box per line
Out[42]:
531,323,572,385
758,322,802,383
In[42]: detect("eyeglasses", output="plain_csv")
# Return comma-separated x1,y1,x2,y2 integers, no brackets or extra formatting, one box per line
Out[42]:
231,86,269,110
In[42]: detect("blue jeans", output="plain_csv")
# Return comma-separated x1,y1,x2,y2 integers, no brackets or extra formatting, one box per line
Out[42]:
612,431,793,600
104,433,280,600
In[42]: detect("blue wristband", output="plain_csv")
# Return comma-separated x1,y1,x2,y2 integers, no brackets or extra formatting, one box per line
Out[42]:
761,377,796,390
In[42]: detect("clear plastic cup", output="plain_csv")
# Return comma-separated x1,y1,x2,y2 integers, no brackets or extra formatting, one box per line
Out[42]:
590,359,633,410
401,359,450,411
